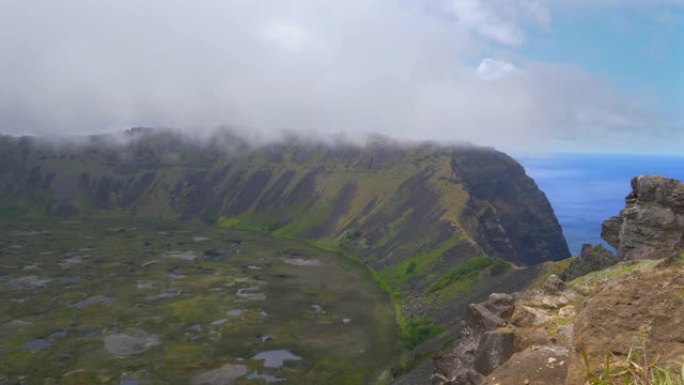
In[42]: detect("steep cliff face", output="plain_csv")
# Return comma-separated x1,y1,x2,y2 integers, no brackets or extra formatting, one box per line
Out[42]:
602,175,684,261
0,130,569,326
434,175,684,385
452,148,570,265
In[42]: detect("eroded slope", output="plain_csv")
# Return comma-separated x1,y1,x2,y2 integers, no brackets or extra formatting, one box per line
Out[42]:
0,131,569,321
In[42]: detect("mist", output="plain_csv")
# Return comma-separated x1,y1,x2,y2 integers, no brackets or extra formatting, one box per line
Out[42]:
0,0,677,152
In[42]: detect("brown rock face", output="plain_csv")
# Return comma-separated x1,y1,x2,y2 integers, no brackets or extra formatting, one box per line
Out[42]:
434,262,684,385
561,243,616,281
573,266,684,376
602,175,684,261
474,330,515,375
432,277,572,385
432,294,516,385
482,345,570,385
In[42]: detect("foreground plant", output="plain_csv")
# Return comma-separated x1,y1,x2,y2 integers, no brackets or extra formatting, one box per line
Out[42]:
585,348,684,385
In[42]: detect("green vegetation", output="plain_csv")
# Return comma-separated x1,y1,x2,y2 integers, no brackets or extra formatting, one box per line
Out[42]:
585,349,684,385
0,217,400,384
215,215,242,228
338,229,367,255
308,356,371,385
404,262,417,276
372,211,412,249
216,214,266,232
401,316,442,349
527,258,573,289
676,252,684,265
0,133,566,384
380,238,460,293
490,258,512,276
428,256,493,293
0,192,52,219
571,260,659,287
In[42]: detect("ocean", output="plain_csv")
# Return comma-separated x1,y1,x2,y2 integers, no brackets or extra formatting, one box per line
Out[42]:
517,154,684,255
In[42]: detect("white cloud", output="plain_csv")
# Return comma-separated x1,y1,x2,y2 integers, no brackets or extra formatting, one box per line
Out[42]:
0,0,670,152
476,58,520,80
261,22,324,52
438,0,550,46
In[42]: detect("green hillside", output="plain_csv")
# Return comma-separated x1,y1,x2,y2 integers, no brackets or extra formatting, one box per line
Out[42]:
0,129,569,332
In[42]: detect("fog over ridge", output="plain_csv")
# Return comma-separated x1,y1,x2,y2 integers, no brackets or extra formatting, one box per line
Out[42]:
0,0,680,152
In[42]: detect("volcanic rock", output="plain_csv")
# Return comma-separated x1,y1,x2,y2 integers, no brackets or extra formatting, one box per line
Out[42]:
561,244,616,281
602,175,684,260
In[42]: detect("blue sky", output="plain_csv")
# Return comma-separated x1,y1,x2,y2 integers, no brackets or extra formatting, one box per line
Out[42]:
0,0,682,153
522,4,683,125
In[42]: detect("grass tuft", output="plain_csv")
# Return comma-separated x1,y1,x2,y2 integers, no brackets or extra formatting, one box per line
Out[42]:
585,347,684,385
401,316,442,349
571,260,659,287
490,258,512,276
428,256,492,293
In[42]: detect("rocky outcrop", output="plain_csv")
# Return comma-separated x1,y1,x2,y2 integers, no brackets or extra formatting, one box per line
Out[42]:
482,344,570,385
561,243,616,281
433,276,574,385
434,261,684,385
434,175,684,385
602,175,684,261
433,293,516,385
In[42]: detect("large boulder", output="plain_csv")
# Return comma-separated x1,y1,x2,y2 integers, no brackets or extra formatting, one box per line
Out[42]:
482,344,570,385
602,175,684,261
561,244,616,281
474,330,515,375
432,293,515,385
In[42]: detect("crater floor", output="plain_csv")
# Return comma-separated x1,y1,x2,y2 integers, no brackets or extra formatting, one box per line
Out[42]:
0,218,400,385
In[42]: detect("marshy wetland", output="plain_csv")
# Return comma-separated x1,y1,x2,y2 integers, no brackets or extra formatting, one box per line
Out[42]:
0,218,400,384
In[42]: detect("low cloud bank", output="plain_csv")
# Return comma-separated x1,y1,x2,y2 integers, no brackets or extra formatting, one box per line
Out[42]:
0,1,674,152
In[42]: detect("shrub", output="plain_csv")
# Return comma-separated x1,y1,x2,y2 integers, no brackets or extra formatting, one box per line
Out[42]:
490,258,512,276
402,316,441,349
405,262,417,276
428,256,492,293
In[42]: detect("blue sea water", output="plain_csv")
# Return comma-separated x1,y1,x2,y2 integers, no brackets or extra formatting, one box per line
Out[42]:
517,154,684,255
